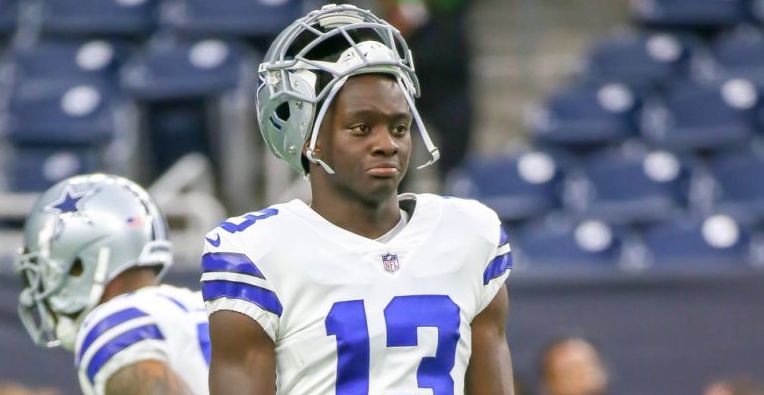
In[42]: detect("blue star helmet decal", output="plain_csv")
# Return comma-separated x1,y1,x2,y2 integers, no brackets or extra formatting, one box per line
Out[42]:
45,186,86,214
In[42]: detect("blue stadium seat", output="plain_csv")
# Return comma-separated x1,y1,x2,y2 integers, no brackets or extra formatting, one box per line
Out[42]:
0,0,18,38
160,0,301,38
4,147,100,192
753,0,764,24
5,81,118,146
531,82,640,149
707,152,764,225
564,147,692,224
447,151,565,222
8,39,130,86
640,79,758,152
39,0,156,36
710,28,764,83
584,31,697,92
121,36,256,99
631,0,746,29
512,217,626,267
640,214,752,267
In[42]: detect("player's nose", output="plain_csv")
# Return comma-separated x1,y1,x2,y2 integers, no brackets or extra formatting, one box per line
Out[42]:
370,127,399,156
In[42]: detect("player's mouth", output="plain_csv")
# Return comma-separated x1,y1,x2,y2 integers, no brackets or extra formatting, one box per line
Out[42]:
365,164,400,177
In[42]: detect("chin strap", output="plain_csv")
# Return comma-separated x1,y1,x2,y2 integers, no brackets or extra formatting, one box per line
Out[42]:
87,246,110,310
396,77,440,169
305,76,348,175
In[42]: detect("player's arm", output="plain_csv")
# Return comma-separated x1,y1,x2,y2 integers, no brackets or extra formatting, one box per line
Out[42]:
208,310,276,395
104,360,193,395
465,285,514,395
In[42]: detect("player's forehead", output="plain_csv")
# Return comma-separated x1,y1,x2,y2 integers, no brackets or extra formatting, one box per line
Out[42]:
333,74,411,118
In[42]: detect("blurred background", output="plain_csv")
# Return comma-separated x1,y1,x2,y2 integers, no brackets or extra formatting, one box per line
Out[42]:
1,0,764,394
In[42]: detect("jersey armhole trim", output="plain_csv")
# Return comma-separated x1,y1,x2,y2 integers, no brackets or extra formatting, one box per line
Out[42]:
206,298,278,342
477,269,510,314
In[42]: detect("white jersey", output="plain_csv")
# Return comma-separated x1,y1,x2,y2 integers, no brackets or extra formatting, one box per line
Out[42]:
201,193,511,395
74,285,210,395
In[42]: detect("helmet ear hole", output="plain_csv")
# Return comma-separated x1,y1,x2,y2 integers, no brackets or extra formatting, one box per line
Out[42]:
275,102,291,121
69,259,84,277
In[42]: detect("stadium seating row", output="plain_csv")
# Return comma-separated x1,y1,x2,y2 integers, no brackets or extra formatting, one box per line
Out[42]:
0,35,260,191
583,27,764,89
0,0,302,38
510,212,764,270
448,4,764,268
6,25,764,190
532,77,763,153
631,0,764,30
534,27,764,152
0,0,302,193
448,145,764,227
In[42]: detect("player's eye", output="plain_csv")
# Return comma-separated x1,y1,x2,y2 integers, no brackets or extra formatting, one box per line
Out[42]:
350,124,370,134
392,124,409,136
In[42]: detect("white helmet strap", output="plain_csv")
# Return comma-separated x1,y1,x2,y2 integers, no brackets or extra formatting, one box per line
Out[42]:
87,246,110,309
397,78,440,169
305,75,348,175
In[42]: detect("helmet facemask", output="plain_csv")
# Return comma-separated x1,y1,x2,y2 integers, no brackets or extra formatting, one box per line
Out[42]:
17,249,66,349
256,4,440,176
16,246,110,350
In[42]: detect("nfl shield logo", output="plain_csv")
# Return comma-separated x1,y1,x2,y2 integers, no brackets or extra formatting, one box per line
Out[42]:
381,253,400,273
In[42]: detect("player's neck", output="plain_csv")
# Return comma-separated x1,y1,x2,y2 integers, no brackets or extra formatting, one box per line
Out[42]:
100,268,158,303
310,191,401,239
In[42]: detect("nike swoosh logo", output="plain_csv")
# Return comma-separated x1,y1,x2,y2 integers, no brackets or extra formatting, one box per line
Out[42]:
205,234,221,247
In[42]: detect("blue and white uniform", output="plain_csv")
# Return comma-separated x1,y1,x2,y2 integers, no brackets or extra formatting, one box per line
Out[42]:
74,285,210,395
201,193,512,395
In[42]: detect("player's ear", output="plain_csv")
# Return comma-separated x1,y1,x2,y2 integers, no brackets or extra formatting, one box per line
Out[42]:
302,138,321,158
302,139,320,155
301,139,318,174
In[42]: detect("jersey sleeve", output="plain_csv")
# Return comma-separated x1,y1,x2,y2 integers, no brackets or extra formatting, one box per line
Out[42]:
477,224,513,313
444,196,513,315
75,304,169,395
200,221,282,341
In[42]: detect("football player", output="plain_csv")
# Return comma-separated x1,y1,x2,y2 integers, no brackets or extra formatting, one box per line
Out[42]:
16,174,210,395
202,4,514,395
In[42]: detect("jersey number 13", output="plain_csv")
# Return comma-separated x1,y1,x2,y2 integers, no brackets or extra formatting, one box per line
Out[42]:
325,295,460,395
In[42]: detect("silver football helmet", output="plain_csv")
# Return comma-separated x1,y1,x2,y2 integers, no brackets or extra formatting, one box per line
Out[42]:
256,3,440,175
15,174,173,350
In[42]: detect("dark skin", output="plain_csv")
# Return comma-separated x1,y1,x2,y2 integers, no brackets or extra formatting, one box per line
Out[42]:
466,286,514,395
96,268,194,395
308,74,412,239
209,74,514,395
105,360,194,395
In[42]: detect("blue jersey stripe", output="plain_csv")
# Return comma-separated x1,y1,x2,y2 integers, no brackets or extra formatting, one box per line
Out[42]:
201,280,283,316
483,252,513,285
499,226,509,246
77,308,148,365
483,226,512,285
201,252,265,278
86,324,165,383
158,294,189,312
217,208,279,234
197,322,211,366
